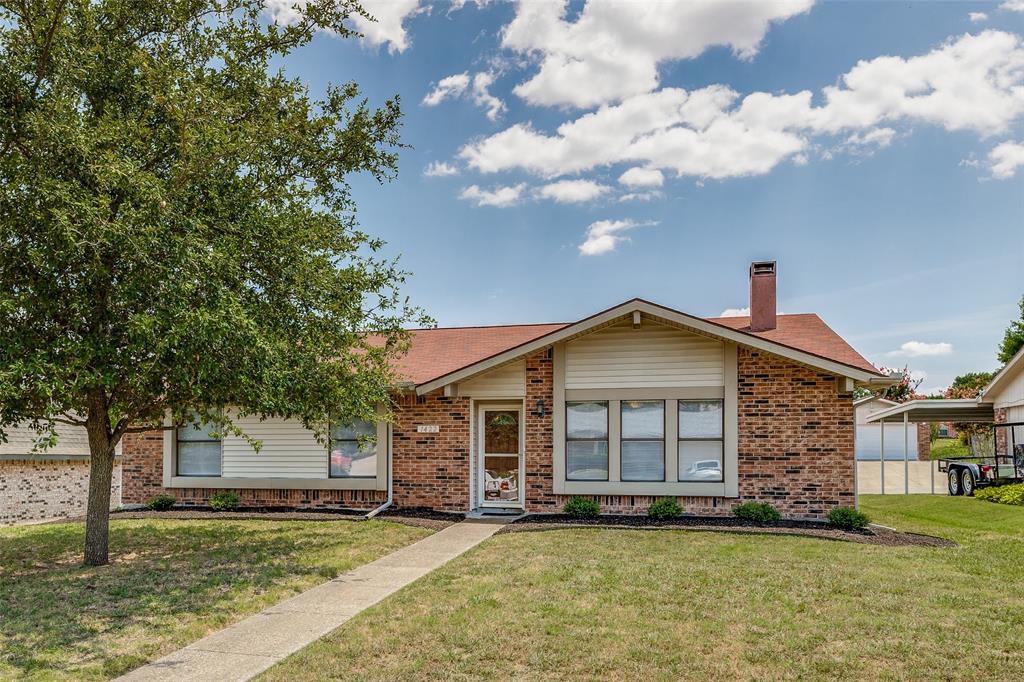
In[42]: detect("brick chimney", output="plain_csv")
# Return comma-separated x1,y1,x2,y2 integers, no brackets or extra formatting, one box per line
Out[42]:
749,261,777,332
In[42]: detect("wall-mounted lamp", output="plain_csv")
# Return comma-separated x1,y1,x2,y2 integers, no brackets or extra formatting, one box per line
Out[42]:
535,399,546,418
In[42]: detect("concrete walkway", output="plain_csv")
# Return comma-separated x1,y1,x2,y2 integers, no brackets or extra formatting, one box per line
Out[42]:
118,519,503,682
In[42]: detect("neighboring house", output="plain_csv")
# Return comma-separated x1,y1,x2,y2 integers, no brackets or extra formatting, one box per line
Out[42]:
120,262,891,518
936,423,958,439
854,396,929,461
0,423,122,525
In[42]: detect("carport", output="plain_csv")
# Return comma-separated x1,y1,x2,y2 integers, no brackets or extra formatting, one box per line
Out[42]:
864,399,995,495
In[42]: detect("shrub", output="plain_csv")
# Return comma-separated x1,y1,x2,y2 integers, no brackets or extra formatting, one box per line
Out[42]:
647,498,682,519
563,496,600,518
827,506,870,530
975,482,1024,506
144,494,176,511
209,490,241,511
732,501,782,523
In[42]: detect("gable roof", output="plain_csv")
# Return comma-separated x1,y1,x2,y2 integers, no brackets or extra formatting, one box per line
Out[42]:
395,299,885,393
980,344,1024,404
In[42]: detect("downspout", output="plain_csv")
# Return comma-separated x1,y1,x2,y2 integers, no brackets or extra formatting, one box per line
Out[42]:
365,423,393,519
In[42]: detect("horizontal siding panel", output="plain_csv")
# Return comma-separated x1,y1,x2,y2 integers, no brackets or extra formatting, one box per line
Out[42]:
566,321,724,389
221,414,328,479
459,360,526,397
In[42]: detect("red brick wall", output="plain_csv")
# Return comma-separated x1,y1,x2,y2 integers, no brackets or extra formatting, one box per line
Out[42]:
524,349,558,511
734,347,854,517
120,430,385,509
917,423,932,461
391,391,470,511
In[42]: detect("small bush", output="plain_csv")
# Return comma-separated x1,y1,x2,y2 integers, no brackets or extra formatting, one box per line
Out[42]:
209,490,241,511
648,498,682,519
975,482,1024,506
563,496,600,518
145,494,176,511
827,506,870,530
732,501,782,523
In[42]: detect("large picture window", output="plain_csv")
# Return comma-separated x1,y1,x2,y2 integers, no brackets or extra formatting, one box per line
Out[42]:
329,420,377,478
678,400,724,482
620,400,664,481
176,418,222,476
566,401,609,480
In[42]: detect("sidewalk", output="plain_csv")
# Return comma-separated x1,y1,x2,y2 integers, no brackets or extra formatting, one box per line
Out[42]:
117,519,503,682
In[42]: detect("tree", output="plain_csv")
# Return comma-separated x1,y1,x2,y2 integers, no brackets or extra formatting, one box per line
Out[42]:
877,365,924,403
998,295,1024,364
0,0,426,565
944,371,996,453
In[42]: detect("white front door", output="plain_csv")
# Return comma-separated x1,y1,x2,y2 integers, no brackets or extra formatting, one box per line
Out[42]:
478,405,524,508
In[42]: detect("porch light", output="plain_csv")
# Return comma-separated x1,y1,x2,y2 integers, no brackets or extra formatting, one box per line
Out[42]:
536,399,546,418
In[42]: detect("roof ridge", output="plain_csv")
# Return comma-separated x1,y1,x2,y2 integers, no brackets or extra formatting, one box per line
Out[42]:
407,322,570,332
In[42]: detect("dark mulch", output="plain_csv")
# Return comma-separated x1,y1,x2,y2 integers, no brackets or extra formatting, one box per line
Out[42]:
101,506,459,531
499,514,955,547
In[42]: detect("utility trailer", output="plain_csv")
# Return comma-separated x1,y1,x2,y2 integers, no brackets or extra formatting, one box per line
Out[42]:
940,421,1024,496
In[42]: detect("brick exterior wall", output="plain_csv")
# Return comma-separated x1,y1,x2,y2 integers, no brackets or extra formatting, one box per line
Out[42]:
0,459,122,525
118,346,857,519
917,423,932,461
391,391,471,511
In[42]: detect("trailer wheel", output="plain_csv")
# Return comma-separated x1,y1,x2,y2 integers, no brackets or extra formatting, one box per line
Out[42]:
961,470,975,497
948,470,962,496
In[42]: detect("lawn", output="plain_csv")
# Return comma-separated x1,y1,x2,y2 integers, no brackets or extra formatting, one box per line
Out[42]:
930,437,971,459
263,496,1024,681
0,517,431,680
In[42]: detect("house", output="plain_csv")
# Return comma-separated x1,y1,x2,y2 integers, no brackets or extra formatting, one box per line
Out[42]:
1,422,122,525
120,262,892,518
981,346,1024,460
854,395,930,460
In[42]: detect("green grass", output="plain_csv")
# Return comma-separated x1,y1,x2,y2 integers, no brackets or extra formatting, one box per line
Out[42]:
0,518,431,680
930,437,971,459
263,496,1024,681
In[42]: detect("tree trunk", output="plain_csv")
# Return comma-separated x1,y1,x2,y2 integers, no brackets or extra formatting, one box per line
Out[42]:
84,393,115,566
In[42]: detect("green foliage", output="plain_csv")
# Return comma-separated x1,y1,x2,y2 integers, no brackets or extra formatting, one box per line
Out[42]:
732,501,782,523
945,372,996,399
876,365,924,403
975,482,1024,506
998,295,1024,364
144,495,176,511
208,490,241,512
0,1,427,562
647,498,682,519
563,496,600,519
827,507,870,530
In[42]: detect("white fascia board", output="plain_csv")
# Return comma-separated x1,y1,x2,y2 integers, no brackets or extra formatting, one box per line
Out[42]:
980,345,1024,403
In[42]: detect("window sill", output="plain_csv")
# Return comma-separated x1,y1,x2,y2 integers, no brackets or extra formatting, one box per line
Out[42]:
555,480,729,497
167,476,384,491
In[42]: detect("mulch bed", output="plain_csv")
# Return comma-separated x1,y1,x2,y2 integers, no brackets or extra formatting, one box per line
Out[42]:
498,514,955,547
104,507,460,531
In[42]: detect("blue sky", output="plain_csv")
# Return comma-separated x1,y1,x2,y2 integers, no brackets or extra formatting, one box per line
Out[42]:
272,0,1024,394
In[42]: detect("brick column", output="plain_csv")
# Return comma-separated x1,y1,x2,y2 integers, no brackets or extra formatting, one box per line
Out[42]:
524,348,557,511
917,423,932,461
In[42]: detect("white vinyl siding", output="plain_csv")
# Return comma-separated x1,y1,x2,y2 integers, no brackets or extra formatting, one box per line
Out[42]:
992,368,1024,411
565,321,724,389
220,415,328,479
458,360,526,397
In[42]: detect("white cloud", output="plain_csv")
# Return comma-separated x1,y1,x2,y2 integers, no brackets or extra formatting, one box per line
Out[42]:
536,179,611,203
886,341,954,358
988,140,1024,179
351,0,424,53
578,219,653,256
424,71,505,121
459,183,527,208
1001,1,1024,12
618,167,664,188
460,31,1024,180
969,12,988,22
423,73,470,106
719,307,750,317
501,0,814,109
265,0,423,53
619,191,663,202
471,72,506,121
423,161,460,177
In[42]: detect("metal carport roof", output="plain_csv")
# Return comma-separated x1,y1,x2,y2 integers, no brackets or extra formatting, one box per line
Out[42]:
863,399,994,424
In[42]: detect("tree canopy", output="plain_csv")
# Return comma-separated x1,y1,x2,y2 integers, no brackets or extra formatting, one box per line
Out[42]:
0,0,425,564
998,295,1024,365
